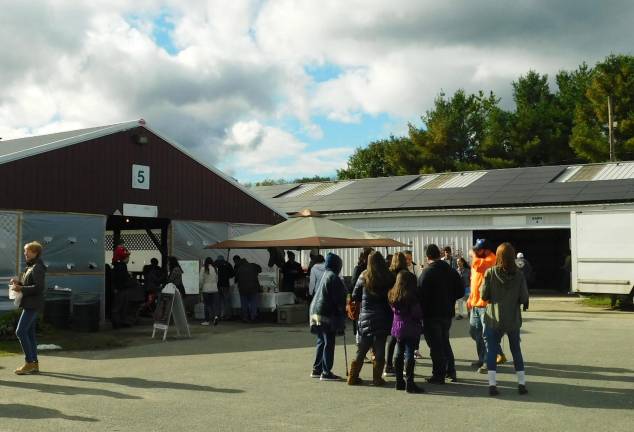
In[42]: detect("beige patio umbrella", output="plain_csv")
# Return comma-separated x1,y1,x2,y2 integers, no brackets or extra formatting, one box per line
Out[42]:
205,209,407,250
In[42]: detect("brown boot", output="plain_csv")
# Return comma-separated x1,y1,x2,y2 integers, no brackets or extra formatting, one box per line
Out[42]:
372,359,386,386
348,360,364,385
15,362,39,375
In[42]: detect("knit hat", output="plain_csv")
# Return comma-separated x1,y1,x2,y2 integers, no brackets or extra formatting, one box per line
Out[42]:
113,245,130,262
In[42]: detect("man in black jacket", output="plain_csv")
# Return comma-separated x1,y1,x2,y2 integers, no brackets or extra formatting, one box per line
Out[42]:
418,244,465,384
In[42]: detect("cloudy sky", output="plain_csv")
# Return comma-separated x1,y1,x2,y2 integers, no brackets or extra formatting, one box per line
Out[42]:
1,1,632,182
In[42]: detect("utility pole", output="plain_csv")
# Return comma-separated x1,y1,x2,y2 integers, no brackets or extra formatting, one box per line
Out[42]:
608,95,615,162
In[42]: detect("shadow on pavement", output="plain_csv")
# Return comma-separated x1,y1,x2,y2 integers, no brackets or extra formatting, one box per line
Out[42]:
40,372,244,394
454,358,634,384
0,380,141,400
0,403,97,422
418,378,634,410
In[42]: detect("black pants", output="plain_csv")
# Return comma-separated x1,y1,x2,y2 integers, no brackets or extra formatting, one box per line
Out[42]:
386,335,397,367
423,318,455,378
111,289,129,326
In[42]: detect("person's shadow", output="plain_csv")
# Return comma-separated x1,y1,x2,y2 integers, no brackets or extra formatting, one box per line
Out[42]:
40,372,244,394
0,380,141,400
0,403,97,422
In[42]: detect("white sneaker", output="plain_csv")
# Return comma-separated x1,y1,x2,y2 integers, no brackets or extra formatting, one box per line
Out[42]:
201,321,210,326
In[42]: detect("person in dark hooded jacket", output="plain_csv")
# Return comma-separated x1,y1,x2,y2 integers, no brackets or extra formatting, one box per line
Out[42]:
347,251,395,386
309,253,346,381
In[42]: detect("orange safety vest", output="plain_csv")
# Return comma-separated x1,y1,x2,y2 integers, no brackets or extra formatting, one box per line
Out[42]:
467,251,496,309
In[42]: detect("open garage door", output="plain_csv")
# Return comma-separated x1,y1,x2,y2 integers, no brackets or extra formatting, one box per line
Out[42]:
473,228,570,292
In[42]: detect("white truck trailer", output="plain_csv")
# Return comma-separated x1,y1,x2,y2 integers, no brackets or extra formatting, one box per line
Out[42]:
571,210,634,304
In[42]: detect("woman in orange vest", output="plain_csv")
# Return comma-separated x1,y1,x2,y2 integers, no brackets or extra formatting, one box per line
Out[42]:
467,239,505,373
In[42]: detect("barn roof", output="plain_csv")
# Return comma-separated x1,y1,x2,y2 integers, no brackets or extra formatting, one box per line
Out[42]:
0,119,286,220
252,163,634,215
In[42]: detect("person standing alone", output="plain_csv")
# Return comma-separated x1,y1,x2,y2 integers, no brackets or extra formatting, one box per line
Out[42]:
11,241,46,375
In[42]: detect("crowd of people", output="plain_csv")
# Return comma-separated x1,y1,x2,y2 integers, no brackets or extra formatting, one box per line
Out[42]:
309,239,530,396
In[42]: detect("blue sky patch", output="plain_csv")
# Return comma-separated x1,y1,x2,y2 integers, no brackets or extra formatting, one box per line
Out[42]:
305,63,343,83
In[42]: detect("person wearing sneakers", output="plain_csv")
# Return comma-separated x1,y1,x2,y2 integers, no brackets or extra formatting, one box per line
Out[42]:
347,251,394,387
388,270,424,393
10,241,46,375
481,242,530,396
309,253,347,381
200,257,220,326
418,244,464,385
468,239,506,373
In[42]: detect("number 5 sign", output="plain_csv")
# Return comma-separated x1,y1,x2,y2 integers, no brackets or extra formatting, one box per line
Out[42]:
132,164,150,190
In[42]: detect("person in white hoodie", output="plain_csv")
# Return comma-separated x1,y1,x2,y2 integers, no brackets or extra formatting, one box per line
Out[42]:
200,257,220,326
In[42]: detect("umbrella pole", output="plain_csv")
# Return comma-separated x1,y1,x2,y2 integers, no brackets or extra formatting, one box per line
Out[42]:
227,248,231,261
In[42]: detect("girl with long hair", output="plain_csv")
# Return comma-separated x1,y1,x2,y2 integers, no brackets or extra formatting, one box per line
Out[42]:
200,257,220,326
347,252,395,386
481,242,530,396
384,252,409,377
388,270,424,393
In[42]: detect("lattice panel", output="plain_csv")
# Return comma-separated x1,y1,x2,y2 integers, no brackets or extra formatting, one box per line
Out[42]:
105,231,162,251
0,212,19,277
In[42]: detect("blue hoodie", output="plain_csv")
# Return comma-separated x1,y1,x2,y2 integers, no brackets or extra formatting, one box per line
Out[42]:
309,253,346,332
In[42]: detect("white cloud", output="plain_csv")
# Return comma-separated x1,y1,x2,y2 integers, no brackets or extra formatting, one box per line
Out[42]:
1,0,632,180
224,120,351,177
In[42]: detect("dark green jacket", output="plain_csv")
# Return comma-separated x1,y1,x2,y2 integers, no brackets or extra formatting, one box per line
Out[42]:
481,266,529,333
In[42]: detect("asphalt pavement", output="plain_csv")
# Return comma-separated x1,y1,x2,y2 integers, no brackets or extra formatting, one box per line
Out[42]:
0,297,632,432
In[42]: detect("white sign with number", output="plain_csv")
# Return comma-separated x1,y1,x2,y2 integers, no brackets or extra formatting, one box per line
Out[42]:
132,164,150,190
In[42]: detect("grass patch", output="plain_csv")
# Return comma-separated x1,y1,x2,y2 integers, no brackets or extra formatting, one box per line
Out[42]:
580,295,614,308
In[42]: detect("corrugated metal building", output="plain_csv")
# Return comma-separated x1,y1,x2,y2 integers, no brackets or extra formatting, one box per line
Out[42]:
252,163,634,290
0,119,285,317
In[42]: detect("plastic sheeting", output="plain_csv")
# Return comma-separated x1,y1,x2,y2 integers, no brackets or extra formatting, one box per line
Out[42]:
20,213,106,273
172,220,229,263
172,221,273,271
0,212,19,278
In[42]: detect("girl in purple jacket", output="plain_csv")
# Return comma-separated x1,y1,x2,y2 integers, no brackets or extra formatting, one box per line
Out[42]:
388,270,424,393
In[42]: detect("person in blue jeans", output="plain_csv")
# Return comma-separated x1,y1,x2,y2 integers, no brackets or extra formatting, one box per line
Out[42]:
481,242,530,396
10,241,46,375
309,253,346,381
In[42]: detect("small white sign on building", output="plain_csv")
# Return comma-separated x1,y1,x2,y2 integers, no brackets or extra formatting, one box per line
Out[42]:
123,203,158,218
527,215,545,225
132,164,150,190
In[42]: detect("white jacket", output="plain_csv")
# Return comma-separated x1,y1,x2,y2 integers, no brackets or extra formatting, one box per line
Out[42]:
199,267,218,293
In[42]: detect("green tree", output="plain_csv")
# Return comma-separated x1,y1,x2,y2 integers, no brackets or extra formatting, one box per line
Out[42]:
337,136,419,179
571,54,634,161
509,71,574,166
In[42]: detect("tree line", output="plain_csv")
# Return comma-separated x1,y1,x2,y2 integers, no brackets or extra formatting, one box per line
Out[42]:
337,54,634,179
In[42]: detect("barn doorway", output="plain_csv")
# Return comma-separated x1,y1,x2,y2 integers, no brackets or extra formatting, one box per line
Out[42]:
472,228,570,291
104,216,171,319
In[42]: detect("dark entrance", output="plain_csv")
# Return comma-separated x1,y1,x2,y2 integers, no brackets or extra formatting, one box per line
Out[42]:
104,216,171,319
472,228,570,291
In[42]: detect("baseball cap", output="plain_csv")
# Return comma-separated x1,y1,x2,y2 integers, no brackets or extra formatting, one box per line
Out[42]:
516,252,524,259
473,238,487,250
